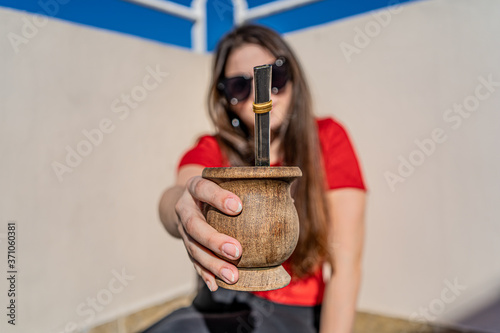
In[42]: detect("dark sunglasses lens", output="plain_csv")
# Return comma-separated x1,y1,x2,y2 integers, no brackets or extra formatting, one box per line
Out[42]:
272,58,290,93
225,76,251,104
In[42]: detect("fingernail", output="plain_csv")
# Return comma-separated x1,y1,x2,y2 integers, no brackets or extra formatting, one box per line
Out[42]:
222,243,240,259
221,268,235,283
205,279,214,292
225,198,242,213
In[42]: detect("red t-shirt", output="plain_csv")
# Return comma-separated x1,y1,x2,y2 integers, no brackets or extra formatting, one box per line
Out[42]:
178,117,366,306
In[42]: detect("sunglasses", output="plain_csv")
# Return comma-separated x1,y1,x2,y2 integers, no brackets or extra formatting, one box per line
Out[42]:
217,57,291,105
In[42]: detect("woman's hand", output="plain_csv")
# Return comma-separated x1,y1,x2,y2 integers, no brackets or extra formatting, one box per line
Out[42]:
174,175,243,292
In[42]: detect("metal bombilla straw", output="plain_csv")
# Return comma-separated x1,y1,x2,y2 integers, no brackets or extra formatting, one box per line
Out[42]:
253,64,272,166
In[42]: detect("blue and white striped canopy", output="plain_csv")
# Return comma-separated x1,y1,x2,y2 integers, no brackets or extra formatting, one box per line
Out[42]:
1,0,416,52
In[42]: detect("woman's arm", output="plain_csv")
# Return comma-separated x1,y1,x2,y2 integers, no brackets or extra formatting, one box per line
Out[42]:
320,188,366,333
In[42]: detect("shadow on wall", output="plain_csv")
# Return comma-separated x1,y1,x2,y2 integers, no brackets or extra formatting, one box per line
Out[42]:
455,294,500,333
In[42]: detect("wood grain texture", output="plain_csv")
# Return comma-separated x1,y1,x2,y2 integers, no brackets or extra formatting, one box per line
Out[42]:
202,166,302,291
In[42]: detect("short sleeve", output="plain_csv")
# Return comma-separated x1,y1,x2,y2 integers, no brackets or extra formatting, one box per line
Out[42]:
317,118,367,191
178,135,227,169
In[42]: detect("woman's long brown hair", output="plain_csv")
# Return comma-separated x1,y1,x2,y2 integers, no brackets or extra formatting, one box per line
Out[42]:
207,24,331,278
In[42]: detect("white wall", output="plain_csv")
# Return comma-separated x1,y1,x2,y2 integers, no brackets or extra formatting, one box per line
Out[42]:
1,0,499,332
0,7,211,333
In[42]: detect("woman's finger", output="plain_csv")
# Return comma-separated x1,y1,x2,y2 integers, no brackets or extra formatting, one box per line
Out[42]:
177,220,239,286
192,261,217,292
186,176,243,216
175,189,242,261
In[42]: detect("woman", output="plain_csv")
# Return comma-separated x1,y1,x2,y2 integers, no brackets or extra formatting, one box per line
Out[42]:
150,24,366,333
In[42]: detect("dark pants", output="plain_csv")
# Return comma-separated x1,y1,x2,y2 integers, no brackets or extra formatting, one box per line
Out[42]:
143,284,321,333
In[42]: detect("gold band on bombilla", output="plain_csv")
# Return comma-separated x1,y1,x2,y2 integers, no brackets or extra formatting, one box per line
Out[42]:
252,100,273,114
